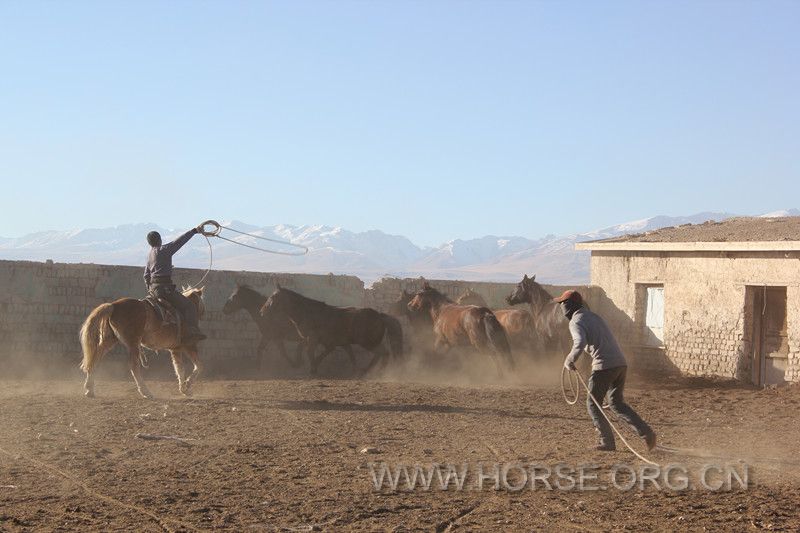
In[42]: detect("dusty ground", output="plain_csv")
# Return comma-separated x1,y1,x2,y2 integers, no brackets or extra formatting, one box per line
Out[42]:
1,373,799,532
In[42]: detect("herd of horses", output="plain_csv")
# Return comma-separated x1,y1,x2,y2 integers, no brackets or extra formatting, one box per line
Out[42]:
79,274,572,398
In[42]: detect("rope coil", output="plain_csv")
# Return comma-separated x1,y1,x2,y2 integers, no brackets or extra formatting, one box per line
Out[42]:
563,367,658,466
186,219,309,291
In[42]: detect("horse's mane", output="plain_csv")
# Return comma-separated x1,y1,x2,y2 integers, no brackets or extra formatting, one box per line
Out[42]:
419,285,453,305
181,286,205,298
276,286,330,309
528,279,554,309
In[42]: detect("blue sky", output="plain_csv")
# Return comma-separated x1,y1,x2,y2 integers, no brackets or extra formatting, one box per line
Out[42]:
1,1,798,246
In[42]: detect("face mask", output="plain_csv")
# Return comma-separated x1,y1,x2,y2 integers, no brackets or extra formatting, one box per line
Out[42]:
561,300,581,319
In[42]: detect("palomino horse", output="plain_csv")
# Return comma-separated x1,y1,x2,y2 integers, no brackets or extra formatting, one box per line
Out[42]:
408,283,514,373
222,284,305,368
457,289,537,354
506,274,571,354
79,287,205,398
261,285,404,375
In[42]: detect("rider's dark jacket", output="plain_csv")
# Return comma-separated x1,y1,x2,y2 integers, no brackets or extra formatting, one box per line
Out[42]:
143,228,198,286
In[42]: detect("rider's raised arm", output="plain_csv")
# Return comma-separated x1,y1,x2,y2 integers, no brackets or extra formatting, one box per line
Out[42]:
160,227,199,256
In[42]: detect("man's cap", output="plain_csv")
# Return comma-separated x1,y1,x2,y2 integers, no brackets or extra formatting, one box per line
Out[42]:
553,290,582,305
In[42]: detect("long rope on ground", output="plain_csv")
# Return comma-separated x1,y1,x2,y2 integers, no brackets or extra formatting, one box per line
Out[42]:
565,368,659,466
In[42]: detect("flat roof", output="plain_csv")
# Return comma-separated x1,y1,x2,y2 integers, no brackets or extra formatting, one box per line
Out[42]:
577,216,800,251
576,241,800,252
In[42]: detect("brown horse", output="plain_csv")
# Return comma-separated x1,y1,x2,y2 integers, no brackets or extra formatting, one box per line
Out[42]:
408,283,514,373
506,274,571,354
79,287,206,399
222,285,305,368
261,285,403,375
457,289,537,354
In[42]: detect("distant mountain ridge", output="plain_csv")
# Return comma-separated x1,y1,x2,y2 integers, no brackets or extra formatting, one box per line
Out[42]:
0,210,793,284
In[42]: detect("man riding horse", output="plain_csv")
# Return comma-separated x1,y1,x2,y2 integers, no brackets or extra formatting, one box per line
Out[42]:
144,224,207,343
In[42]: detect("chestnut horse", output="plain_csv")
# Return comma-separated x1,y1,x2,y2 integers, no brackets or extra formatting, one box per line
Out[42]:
79,287,205,399
506,274,571,354
222,285,305,368
261,285,403,375
408,283,514,373
457,289,537,354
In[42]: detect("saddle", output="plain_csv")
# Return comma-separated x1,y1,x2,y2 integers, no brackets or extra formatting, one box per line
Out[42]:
143,296,183,331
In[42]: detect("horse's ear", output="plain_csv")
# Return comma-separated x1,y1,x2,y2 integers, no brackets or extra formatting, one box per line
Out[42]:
523,274,529,281
531,274,536,282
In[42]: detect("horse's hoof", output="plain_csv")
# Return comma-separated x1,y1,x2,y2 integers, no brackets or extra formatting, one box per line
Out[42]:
139,391,154,400
84,390,95,398
180,386,192,397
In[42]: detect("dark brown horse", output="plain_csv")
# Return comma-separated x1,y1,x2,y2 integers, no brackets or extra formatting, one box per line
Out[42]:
506,274,571,354
261,285,403,375
457,289,538,354
222,285,305,368
408,283,514,373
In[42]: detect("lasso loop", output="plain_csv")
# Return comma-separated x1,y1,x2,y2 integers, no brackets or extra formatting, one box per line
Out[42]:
185,219,308,292
200,220,309,256
561,366,580,405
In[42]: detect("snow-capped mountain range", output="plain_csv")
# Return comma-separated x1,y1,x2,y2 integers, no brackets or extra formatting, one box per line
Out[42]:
1,210,797,284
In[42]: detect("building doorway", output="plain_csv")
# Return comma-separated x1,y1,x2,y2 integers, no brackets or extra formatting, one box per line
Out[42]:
746,286,789,386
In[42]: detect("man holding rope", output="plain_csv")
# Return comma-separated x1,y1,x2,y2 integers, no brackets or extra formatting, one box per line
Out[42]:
557,290,657,452
144,224,207,343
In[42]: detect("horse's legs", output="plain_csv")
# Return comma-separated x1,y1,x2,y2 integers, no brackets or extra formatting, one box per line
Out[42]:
344,345,358,370
275,339,297,368
170,350,189,395
291,341,305,368
83,338,117,398
183,348,202,393
126,342,153,399
312,345,336,375
361,345,389,376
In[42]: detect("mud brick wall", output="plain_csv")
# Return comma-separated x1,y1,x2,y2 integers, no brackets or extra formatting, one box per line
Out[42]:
3,260,590,377
589,251,800,383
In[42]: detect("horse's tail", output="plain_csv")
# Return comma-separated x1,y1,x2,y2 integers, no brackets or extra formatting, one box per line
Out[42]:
79,303,116,373
483,311,514,368
381,313,404,359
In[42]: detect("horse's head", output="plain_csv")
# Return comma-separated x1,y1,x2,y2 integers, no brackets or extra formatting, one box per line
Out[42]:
506,274,536,306
408,283,450,313
182,286,206,318
457,289,488,307
388,289,414,317
223,284,261,314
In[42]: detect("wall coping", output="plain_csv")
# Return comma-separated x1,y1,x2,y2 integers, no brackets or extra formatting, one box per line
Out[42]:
575,241,800,252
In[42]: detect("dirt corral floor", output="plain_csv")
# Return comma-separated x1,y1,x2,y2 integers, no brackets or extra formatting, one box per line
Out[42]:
1,376,799,531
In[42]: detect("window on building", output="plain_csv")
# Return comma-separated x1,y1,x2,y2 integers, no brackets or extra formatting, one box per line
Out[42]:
636,284,664,347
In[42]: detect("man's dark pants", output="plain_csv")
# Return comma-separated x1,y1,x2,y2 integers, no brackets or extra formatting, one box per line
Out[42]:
149,283,199,331
587,366,652,446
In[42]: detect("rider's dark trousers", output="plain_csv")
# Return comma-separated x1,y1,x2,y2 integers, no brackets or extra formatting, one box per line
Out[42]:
149,283,199,330
587,366,653,446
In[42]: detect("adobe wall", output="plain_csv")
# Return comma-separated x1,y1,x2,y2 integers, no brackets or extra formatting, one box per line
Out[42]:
589,251,800,382
0,259,581,378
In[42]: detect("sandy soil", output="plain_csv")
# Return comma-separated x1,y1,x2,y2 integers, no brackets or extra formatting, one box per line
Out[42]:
1,374,799,532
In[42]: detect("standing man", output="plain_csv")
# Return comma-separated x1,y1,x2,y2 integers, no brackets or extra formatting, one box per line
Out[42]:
556,290,656,452
144,224,207,343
